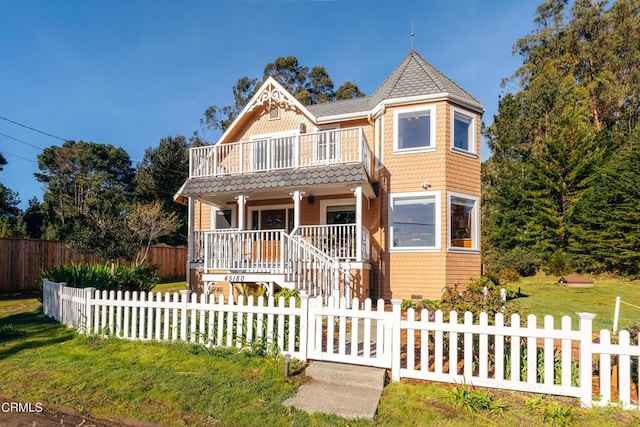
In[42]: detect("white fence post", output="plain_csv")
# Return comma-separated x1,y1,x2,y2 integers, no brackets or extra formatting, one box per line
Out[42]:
613,296,621,334
58,282,66,324
180,289,190,341
299,294,309,361
577,312,596,408
83,287,95,334
391,299,402,381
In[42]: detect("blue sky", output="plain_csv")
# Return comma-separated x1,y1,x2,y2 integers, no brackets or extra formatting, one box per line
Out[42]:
0,0,541,209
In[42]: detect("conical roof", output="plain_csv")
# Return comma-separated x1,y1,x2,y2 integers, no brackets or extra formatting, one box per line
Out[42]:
307,50,483,118
369,50,482,108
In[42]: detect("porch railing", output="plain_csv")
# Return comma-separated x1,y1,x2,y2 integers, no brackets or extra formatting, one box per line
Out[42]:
295,224,371,262
204,230,284,272
296,224,357,260
191,230,207,262
203,229,350,299
189,127,372,178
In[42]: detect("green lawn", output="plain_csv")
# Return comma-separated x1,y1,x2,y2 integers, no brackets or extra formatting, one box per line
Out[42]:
2,293,640,425
512,275,640,331
153,281,188,293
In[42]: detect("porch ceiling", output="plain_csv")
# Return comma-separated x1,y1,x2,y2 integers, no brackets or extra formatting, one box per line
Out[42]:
179,164,376,206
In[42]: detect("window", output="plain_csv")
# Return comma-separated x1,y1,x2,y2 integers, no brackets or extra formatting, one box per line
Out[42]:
326,204,355,224
269,105,280,119
213,208,234,229
389,192,441,251
394,106,436,153
448,193,478,251
451,108,475,154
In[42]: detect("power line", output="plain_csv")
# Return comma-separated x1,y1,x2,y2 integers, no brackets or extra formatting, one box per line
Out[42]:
0,114,188,176
0,115,68,142
1,150,38,164
0,131,45,151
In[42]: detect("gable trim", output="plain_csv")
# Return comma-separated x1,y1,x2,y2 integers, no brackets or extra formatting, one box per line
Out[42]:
216,76,318,145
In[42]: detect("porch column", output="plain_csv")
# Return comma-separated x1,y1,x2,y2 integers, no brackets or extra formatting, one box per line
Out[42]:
291,190,303,231
236,194,247,230
187,197,195,289
187,197,195,261
354,185,363,262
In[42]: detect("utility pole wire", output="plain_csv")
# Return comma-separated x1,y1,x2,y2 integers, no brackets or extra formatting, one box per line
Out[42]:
0,115,68,142
0,114,188,175
0,131,45,150
0,150,38,164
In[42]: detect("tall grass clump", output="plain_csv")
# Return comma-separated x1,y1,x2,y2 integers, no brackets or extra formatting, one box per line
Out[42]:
41,263,159,292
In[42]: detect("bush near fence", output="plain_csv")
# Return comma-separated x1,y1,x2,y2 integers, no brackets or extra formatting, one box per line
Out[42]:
42,280,640,410
1,238,186,293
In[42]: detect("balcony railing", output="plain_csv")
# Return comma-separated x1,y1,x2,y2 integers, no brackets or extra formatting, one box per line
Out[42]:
189,127,372,179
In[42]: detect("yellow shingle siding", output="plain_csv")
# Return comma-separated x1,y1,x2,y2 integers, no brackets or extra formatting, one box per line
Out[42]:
370,100,482,300
233,106,314,142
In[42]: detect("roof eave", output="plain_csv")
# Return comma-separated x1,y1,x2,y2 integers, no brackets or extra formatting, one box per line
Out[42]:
316,111,371,124
376,93,484,114
314,92,484,125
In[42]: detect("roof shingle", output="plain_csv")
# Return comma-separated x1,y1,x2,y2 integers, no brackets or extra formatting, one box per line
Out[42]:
306,50,483,118
179,164,369,196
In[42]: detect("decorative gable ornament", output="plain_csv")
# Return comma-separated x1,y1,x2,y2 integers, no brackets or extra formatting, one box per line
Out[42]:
247,80,299,115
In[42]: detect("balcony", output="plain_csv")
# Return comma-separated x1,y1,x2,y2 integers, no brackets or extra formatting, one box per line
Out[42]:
189,127,372,179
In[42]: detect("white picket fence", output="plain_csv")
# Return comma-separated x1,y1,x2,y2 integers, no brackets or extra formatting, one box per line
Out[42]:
42,280,640,409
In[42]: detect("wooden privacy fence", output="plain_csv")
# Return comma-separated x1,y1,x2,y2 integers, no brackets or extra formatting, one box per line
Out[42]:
1,238,187,292
42,279,640,409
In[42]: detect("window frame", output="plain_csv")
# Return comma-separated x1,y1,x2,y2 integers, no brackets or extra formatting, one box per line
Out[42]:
320,198,356,225
388,191,441,252
211,206,236,230
268,105,280,120
393,105,437,154
447,191,479,252
450,107,476,155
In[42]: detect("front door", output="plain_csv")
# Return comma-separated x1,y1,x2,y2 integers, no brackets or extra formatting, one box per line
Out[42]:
255,209,288,263
260,209,286,230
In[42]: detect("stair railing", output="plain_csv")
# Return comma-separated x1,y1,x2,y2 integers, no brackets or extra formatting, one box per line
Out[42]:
285,231,351,302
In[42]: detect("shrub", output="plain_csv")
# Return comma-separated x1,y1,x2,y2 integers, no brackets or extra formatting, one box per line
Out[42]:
273,288,301,308
41,263,113,290
486,268,520,286
440,277,529,323
401,298,441,312
238,283,267,301
42,263,160,293
113,264,160,293
545,249,573,276
487,247,540,277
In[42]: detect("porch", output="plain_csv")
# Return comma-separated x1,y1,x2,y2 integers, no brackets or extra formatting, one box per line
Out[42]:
190,223,371,265
178,126,376,301
189,225,371,301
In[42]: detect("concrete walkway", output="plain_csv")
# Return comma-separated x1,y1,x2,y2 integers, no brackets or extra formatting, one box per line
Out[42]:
283,361,386,420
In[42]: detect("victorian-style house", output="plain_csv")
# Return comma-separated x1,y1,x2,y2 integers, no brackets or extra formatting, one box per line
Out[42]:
174,50,483,302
